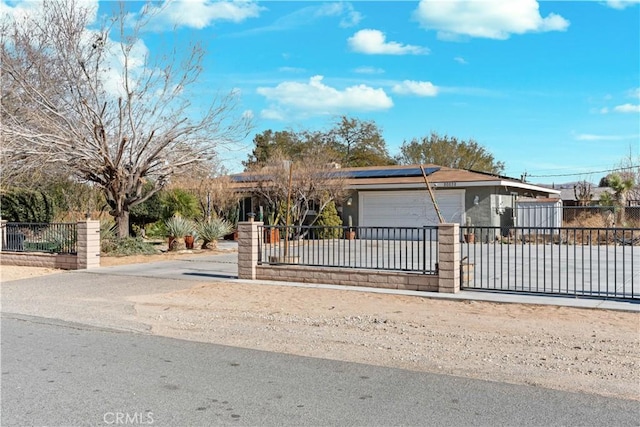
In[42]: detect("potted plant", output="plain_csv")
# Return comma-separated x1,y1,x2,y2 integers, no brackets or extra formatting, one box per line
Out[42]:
195,218,233,250
345,215,356,240
223,206,240,240
165,215,195,251
463,217,475,243
184,231,197,249
264,210,280,243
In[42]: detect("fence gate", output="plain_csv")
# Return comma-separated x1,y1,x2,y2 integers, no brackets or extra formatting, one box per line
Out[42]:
460,226,639,300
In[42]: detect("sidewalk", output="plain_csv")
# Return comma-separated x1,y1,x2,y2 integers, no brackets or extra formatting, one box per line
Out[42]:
235,278,640,313
90,245,639,313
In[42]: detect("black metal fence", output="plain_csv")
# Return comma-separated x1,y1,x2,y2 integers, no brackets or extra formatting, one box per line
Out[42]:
460,225,639,300
258,225,438,274
3,222,77,254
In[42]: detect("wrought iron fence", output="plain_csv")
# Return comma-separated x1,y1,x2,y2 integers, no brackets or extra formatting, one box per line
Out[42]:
460,225,639,300
561,205,640,228
258,225,438,274
3,222,77,254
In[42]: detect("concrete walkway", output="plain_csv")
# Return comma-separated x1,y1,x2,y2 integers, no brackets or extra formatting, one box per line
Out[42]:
87,241,639,313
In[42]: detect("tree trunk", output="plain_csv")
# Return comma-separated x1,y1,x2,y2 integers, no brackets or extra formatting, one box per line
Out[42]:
617,196,626,226
116,210,130,238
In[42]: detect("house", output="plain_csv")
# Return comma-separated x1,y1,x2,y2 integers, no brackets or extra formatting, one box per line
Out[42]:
556,184,611,207
231,164,559,229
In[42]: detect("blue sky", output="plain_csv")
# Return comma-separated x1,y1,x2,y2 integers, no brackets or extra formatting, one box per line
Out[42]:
4,0,640,184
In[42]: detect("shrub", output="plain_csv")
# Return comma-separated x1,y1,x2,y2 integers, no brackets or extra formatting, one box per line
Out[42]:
165,215,195,251
1,189,56,222
195,218,233,249
165,215,195,238
315,201,343,239
101,237,158,256
162,188,201,220
144,221,167,239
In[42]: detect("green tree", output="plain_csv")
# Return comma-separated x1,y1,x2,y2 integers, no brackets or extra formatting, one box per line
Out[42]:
243,116,395,170
243,130,300,170
396,132,505,174
327,116,395,167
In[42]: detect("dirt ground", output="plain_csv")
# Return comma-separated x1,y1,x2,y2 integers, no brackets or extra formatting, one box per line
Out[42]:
1,253,639,401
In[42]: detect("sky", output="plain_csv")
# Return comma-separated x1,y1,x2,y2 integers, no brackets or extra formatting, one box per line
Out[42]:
3,0,640,184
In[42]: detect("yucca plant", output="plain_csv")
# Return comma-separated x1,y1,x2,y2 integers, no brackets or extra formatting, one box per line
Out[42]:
195,218,233,250
165,215,195,251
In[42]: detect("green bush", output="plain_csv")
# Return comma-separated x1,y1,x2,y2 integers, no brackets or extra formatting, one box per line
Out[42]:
101,237,158,256
144,221,167,239
315,201,343,239
1,189,56,222
129,183,164,229
162,188,201,220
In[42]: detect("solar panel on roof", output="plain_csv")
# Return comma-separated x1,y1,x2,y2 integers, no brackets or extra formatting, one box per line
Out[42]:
337,167,439,179
231,167,440,182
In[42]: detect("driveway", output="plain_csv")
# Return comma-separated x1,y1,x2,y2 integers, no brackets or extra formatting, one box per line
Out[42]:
96,243,238,282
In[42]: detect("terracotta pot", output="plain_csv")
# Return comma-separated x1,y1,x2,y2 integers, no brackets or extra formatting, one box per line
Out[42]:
184,235,195,249
264,228,280,243
345,231,356,240
168,236,186,251
463,233,475,243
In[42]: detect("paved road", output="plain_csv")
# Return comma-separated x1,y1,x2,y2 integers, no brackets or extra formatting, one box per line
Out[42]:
2,314,638,427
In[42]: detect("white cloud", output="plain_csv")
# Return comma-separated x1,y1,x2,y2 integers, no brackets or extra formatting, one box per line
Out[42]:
141,0,262,31
353,66,385,74
413,0,569,40
256,75,393,118
101,38,151,98
613,103,640,113
576,133,639,141
454,56,468,65
348,29,429,55
1,0,99,25
260,108,285,121
315,2,362,28
604,0,640,10
392,80,439,97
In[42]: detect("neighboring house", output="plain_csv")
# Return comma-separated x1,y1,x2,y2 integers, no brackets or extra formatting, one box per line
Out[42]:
231,164,559,229
557,185,612,206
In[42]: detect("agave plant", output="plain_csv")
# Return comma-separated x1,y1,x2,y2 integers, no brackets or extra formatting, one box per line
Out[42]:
165,215,196,251
195,218,233,250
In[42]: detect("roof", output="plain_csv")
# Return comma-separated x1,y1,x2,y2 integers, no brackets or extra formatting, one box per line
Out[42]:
231,164,560,195
558,186,611,201
336,164,559,195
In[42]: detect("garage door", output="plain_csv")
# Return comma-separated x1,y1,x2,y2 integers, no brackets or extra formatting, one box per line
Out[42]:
359,190,465,237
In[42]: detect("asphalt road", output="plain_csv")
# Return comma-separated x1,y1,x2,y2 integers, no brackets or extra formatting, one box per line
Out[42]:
2,314,638,427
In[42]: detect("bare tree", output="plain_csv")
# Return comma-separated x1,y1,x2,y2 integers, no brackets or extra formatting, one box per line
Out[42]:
1,1,251,236
250,149,348,230
573,181,593,206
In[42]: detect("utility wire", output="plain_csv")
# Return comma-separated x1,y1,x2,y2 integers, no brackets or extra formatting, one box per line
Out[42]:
526,165,639,179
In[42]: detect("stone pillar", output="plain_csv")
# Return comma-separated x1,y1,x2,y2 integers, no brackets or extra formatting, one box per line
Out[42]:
77,220,101,270
238,221,261,280
438,223,460,293
0,220,6,251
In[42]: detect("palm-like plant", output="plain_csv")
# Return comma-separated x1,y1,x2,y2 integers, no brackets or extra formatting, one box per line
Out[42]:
165,215,195,251
608,173,635,226
195,218,233,250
